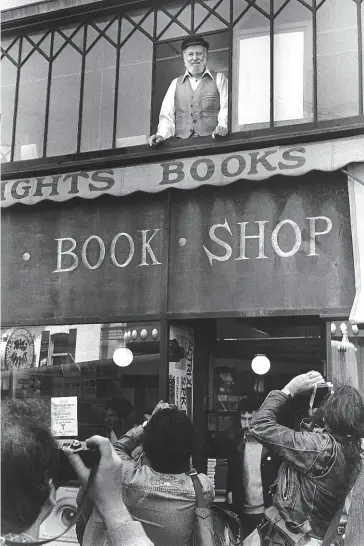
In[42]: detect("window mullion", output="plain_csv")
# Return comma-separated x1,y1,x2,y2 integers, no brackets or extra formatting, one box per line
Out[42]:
112,16,122,149
10,35,22,163
312,0,318,122
43,30,54,157
270,0,274,127
76,25,87,154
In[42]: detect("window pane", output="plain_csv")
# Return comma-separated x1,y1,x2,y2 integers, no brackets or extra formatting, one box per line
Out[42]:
153,32,229,135
47,27,84,156
232,5,270,130
317,0,359,120
81,22,117,152
0,55,17,163
14,38,49,160
233,0,314,130
157,2,191,39
273,1,313,126
116,30,152,147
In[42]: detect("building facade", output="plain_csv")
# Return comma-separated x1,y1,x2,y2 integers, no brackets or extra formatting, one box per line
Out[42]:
1,0,364,518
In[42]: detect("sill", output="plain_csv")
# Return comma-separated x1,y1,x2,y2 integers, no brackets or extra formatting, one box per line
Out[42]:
2,116,363,180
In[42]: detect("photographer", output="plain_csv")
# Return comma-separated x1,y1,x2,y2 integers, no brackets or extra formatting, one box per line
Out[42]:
1,398,152,546
66,436,153,546
82,401,214,546
246,372,364,546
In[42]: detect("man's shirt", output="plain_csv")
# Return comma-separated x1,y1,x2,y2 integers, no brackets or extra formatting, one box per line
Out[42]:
157,68,228,139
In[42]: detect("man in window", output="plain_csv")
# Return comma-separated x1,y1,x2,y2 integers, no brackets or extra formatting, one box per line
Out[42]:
149,36,228,145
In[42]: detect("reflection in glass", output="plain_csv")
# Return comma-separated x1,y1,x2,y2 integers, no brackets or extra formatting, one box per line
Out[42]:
317,0,359,119
0,323,160,442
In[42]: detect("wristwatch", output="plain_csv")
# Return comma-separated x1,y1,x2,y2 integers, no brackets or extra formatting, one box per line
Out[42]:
281,386,292,398
142,420,149,428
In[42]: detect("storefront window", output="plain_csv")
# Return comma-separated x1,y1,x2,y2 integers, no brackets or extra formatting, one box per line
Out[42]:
1,322,161,440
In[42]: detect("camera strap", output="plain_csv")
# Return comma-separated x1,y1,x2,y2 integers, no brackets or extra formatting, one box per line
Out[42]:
2,463,98,546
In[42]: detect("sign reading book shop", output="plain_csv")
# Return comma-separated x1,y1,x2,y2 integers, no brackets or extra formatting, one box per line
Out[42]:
1,171,355,323
1,136,363,207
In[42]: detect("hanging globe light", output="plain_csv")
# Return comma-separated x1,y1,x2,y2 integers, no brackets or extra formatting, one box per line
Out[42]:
251,354,270,375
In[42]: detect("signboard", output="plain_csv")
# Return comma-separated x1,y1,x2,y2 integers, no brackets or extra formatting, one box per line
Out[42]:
1,193,165,322
51,396,78,437
1,135,363,208
1,172,355,322
169,325,194,418
1,328,35,370
168,170,355,314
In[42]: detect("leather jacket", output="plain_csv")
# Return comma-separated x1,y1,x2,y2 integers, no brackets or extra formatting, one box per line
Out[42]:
250,390,359,540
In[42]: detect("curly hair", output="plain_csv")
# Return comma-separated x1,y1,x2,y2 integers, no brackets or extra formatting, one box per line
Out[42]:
1,398,59,535
143,408,195,474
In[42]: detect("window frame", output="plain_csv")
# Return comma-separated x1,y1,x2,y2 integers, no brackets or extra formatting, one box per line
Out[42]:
1,0,363,168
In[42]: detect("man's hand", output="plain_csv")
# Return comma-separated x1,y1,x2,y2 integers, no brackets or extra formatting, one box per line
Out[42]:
65,435,130,527
148,134,165,147
226,491,233,505
151,400,172,416
212,126,228,139
283,371,325,398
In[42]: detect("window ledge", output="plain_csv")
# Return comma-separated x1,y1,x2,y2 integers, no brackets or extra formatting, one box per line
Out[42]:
2,118,363,180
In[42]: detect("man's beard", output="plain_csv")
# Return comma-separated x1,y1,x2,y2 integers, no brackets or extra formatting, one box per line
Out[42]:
188,63,205,76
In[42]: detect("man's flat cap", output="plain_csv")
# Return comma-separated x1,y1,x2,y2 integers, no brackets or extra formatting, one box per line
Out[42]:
181,36,209,51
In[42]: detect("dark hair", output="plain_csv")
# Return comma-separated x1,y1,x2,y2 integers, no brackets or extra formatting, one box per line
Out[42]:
322,385,364,469
104,398,133,418
1,398,59,535
143,408,195,473
123,409,146,432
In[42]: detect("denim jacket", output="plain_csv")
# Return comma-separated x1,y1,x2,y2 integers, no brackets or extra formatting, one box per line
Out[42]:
111,425,214,546
249,390,359,540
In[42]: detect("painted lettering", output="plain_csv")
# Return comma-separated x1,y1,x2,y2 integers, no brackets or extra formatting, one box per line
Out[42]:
221,154,246,178
271,219,302,257
0,181,10,201
110,232,135,267
190,158,215,182
306,216,332,256
235,221,269,260
10,180,32,199
81,235,106,270
203,219,233,265
248,150,278,175
53,238,78,272
278,147,306,170
159,161,185,185
33,176,61,197
89,170,115,192
138,229,162,266
64,172,90,195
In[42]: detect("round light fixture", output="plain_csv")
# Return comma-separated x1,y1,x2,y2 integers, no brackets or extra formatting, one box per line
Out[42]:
251,354,270,375
113,347,133,367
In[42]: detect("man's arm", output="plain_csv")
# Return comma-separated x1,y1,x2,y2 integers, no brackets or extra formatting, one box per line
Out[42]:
217,72,228,130
249,389,333,476
149,79,177,145
113,425,145,462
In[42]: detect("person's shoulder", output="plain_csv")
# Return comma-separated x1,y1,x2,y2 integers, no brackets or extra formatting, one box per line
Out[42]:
197,472,215,492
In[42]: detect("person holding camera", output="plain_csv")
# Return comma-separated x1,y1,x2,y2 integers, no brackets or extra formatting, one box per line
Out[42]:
1,398,152,546
243,371,364,546
81,401,214,546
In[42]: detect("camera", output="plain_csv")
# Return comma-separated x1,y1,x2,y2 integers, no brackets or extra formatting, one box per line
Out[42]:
310,383,333,410
56,439,100,484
